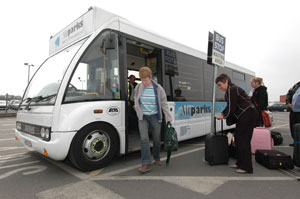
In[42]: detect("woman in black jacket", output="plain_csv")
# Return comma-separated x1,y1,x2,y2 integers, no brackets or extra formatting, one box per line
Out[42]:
250,77,268,127
215,73,257,174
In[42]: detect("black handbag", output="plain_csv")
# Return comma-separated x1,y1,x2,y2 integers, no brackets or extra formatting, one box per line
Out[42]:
226,113,237,126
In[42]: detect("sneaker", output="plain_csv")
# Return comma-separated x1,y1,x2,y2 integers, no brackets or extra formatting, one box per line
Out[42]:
138,165,151,173
230,164,238,168
235,169,247,174
154,160,162,166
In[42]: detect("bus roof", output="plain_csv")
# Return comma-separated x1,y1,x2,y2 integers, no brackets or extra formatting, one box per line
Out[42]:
49,6,255,76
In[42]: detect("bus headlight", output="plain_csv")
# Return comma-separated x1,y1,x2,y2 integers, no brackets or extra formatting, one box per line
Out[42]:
40,127,50,141
40,128,45,138
44,129,50,139
16,122,21,131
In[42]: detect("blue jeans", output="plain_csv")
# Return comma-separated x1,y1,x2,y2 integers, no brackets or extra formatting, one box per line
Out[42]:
138,114,162,165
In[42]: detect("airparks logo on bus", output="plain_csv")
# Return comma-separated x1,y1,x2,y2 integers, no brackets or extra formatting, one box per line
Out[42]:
55,37,60,47
63,20,83,38
107,106,120,116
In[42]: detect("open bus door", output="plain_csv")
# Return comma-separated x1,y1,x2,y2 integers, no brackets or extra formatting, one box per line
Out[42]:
125,39,162,152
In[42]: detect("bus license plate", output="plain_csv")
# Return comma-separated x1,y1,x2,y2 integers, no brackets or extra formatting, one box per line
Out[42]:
24,140,32,147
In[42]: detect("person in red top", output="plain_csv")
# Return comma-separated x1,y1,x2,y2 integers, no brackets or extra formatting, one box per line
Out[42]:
215,73,257,174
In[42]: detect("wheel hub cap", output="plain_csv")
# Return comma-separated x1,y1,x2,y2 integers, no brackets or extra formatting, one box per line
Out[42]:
83,131,110,160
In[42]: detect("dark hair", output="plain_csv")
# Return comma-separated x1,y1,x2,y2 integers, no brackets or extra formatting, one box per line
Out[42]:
215,73,231,84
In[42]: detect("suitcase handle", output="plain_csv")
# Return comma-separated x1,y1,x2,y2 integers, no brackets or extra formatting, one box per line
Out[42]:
214,118,224,135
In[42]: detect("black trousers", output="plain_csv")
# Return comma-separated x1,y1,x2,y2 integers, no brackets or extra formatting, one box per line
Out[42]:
255,109,263,127
235,108,257,173
289,111,300,139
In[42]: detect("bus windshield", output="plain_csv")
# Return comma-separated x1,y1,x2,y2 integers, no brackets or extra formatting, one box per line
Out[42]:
63,31,120,103
22,38,88,106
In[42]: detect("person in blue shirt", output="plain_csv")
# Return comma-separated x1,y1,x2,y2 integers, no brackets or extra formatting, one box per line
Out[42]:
134,66,172,173
286,81,300,146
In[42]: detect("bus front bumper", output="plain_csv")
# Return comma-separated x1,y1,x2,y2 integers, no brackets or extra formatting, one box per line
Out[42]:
15,130,76,161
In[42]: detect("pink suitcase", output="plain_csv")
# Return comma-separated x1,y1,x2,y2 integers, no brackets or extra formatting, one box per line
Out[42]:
251,127,272,154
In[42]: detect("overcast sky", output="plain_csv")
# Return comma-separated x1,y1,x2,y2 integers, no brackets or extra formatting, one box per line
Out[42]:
1,0,299,101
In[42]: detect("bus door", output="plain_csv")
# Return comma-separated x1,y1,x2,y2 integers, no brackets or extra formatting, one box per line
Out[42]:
126,39,162,152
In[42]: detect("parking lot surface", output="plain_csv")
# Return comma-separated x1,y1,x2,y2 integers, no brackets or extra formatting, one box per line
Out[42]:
1,112,300,199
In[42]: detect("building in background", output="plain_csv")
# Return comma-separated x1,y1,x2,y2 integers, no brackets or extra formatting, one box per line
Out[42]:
280,95,286,103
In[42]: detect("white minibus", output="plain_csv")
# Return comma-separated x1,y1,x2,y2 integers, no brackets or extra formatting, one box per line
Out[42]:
15,7,255,171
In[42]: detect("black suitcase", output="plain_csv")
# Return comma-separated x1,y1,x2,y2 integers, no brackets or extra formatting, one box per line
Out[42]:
255,149,294,169
271,131,283,145
293,123,300,167
205,119,229,165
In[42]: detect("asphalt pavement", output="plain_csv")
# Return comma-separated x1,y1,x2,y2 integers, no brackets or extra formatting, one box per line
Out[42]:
0,112,300,199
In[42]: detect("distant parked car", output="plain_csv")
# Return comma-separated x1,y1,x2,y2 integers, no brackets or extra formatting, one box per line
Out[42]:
0,100,7,110
267,103,288,112
9,100,21,110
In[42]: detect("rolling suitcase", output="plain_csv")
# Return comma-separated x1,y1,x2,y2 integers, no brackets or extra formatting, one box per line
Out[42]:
271,131,283,146
251,127,272,154
293,123,300,167
255,149,294,169
205,119,229,165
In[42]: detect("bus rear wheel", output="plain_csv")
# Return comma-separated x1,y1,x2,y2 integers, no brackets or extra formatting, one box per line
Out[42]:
68,123,119,171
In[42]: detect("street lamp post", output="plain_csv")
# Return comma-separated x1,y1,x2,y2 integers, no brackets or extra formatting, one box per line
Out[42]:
78,77,85,90
24,63,34,84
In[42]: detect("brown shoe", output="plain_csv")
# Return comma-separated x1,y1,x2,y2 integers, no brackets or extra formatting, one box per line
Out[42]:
138,165,151,173
154,160,162,166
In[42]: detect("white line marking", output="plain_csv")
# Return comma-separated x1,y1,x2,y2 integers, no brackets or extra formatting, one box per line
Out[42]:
269,124,289,130
0,160,40,170
36,180,125,199
96,175,294,181
0,152,27,159
91,176,294,195
0,146,24,151
0,133,15,136
38,154,90,180
0,128,15,131
0,165,47,180
279,169,300,180
0,138,15,141
95,147,205,178
0,154,31,163
273,145,292,148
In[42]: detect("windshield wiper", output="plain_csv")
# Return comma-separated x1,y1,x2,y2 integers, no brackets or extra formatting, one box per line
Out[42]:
34,94,57,102
24,96,43,110
22,94,57,110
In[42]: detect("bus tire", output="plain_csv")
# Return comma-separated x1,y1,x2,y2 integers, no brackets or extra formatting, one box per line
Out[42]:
68,122,119,171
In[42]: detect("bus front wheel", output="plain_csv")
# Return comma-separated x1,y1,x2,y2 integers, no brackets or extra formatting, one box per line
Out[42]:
68,123,119,171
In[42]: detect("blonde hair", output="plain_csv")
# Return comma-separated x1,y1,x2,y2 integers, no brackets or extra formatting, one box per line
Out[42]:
139,66,152,79
251,77,264,86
